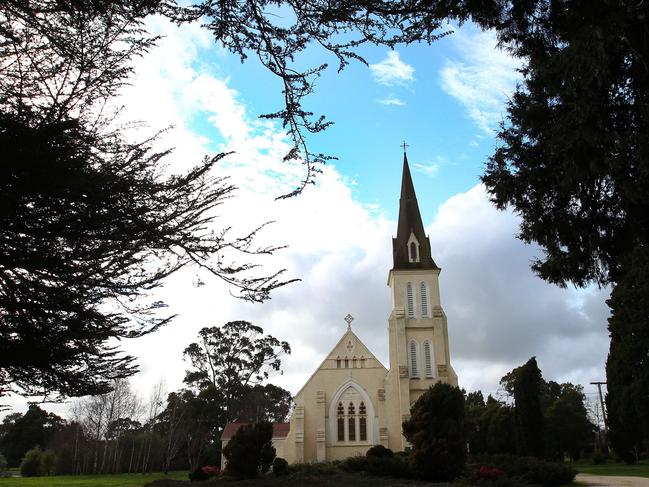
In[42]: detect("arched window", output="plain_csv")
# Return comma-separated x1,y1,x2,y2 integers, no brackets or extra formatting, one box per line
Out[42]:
420,281,429,317
352,357,357,368
423,341,434,378
344,358,349,368
336,357,341,368
337,402,345,441
406,282,415,318
359,402,367,441
409,340,419,378
329,382,375,445
410,241,418,261
348,403,356,441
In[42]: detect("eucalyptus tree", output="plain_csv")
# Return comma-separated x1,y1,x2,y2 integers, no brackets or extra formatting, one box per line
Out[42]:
183,321,291,423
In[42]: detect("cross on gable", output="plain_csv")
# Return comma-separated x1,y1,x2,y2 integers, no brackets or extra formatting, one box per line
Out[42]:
401,140,409,153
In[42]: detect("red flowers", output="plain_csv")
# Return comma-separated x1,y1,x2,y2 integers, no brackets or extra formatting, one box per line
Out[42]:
200,465,220,477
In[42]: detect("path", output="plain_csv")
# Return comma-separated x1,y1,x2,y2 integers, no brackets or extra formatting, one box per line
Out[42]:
577,474,649,487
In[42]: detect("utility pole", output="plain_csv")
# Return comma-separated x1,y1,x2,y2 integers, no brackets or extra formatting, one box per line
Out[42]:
590,381,608,433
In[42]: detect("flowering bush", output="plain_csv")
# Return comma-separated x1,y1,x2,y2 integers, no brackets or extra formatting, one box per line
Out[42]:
201,465,220,476
479,465,506,480
189,465,220,481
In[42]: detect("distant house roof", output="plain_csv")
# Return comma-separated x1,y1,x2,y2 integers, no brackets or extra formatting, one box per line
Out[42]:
221,422,290,440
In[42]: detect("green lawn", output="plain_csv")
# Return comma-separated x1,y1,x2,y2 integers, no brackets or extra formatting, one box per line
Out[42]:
576,461,649,478
0,471,188,487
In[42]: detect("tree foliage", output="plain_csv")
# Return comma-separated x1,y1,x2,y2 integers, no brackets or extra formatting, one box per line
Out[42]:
496,359,594,460
465,391,517,456
544,383,593,461
0,0,294,400
606,244,649,463
183,321,291,423
402,382,466,482
509,357,545,457
0,405,63,467
222,422,275,478
478,1,649,288
235,384,293,424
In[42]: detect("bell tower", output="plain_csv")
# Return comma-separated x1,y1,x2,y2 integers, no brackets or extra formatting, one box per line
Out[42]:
384,151,458,450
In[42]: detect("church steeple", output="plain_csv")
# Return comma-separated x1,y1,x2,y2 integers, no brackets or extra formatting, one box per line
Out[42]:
392,152,438,270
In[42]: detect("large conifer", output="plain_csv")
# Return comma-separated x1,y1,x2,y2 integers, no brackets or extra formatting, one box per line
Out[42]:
606,245,649,463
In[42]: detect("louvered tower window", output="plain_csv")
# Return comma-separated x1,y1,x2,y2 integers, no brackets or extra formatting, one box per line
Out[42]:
424,341,434,378
406,282,415,318
337,402,345,441
348,403,356,441
409,340,419,377
420,282,429,317
359,402,367,441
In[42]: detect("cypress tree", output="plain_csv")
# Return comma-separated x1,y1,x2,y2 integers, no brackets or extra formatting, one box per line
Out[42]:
606,245,649,463
513,357,545,457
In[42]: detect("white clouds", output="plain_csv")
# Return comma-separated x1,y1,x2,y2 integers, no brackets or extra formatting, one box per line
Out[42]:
413,156,446,178
370,51,415,86
377,95,405,106
2,18,610,417
427,184,610,393
440,27,521,134
413,162,441,177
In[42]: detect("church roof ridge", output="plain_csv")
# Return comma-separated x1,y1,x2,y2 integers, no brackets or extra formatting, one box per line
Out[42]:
392,151,439,270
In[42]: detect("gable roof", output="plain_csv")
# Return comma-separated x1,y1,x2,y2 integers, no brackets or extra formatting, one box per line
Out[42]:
221,422,290,440
293,327,387,399
392,153,438,270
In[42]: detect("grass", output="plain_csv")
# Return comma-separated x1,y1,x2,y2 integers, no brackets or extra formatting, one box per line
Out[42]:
0,471,188,487
146,471,435,487
576,460,649,478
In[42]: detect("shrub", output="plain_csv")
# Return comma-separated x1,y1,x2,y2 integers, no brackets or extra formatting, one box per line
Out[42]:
20,447,44,477
341,455,368,472
366,445,393,458
288,461,341,475
471,454,576,486
366,454,413,478
592,452,606,464
41,450,57,476
189,465,220,481
201,465,220,476
223,422,275,478
188,467,209,482
272,457,289,476
478,465,506,480
0,453,6,475
403,383,466,481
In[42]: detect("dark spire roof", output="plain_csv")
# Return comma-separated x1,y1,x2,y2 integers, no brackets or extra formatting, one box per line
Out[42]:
392,153,438,270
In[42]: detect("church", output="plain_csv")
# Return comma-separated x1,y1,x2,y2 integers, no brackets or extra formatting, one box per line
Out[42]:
221,153,458,463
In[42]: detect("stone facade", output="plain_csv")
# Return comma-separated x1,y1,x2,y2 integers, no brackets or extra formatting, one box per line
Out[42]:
279,154,458,462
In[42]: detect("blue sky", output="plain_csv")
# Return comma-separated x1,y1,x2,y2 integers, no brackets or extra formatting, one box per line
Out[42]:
186,22,518,217
4,17,610,417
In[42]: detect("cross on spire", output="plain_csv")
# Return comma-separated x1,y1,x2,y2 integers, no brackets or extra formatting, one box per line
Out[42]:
401,140,409,154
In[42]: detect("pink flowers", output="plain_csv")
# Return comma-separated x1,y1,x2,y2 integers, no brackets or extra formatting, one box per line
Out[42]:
200,465,220,477
478,465,506,480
